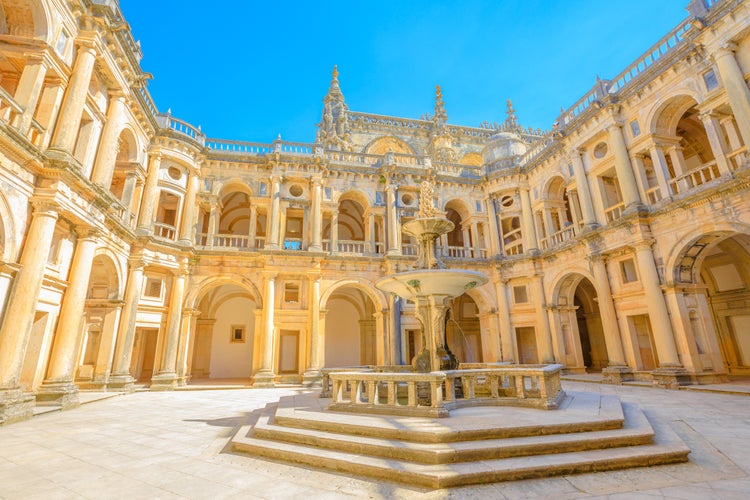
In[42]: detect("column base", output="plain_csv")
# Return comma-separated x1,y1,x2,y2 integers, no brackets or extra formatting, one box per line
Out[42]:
302,370,322,388
35,381,80,409
385,249,401,257
308,244,322,253
107,374,135,392
150,372,179,391
623,203,648,217
253,371,276,388
651,366,691,390
602,365,633,384
0,388,35,425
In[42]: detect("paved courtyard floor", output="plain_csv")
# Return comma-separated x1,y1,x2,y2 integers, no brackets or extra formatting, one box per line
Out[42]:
1,380,749,499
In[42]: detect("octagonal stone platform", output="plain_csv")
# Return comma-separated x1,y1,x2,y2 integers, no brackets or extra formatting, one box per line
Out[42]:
230,391,690,489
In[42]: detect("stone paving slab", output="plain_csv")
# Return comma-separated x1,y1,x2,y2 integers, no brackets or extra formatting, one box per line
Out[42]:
0,381,748,498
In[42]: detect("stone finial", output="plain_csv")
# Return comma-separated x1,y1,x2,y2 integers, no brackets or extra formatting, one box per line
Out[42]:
434,85,447,128
505,99,518,129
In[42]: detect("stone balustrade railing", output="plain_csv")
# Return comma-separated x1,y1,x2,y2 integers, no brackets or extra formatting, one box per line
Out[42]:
325,364,565,418
0,85,46,147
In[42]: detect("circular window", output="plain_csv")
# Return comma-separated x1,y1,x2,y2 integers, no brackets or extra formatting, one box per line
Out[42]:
501,195,514,208
167,166,182,180
289,184,303,197
401,193,414,205
593,142,608,159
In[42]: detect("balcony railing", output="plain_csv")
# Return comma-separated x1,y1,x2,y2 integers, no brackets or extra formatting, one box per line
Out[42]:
504,239,523,256
669,161,721,195
153,222,176,240
645,186,663,204
540,225,575,251
337,239,367,254
727,146,747,171
604,202,625,223
0,86,45,147
283,238,302,250
402,243,418,256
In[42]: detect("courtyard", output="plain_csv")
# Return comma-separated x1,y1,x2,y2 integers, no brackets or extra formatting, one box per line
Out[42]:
0,380,749,499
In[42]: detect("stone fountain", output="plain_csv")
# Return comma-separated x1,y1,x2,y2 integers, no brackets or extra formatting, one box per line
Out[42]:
376,179,488,373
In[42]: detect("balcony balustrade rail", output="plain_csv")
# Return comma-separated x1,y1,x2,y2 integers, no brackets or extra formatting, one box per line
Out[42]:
539,225,575,251
645,186,663,204
153,222,176,240
0,86,45,146
604,202,625,223
669,161,721,195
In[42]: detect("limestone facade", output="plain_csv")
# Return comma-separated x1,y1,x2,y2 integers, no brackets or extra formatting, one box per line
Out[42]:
2,0,750,423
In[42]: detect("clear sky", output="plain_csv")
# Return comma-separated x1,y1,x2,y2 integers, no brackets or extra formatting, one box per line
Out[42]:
120,1,689,143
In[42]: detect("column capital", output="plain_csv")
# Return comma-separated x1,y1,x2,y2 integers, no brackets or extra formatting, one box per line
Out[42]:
74,36,99,55
127,257,146,271
634,239,655,251
262,271,278,280
30,199,60,217
310,176,324,187
182,308,201,318
73,226,101,241
711,41,738,60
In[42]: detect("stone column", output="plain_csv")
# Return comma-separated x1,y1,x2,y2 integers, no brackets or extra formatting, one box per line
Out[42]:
470,222,481,257
254,272,276,387
634,243,681,368
494,277,514,362
648,144,673,199
309,177,323,251
248,204,257,248
108,257,145,389
485,197,501,257
712,43,750,147
90,93,127,188
589,255,631,382
519,185,538,253
699,111,732,175
179,173,200,245
14,54,48,135
531,274,554,362
570,150,597,228
266,176,281,250
386,185,400,255
137,154,161,231
151,268,187,390
389,295,402,364
303,274,322,385
0,202,58,422
367,212,376,254
176,309,199,384
37,228,100,407
606,122,643,210
330,210,339,253
50,39,98,153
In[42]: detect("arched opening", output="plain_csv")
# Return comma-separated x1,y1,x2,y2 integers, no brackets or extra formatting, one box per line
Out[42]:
555,274,608,372
539,176,575,249
154,190,181,240
216,190,252,248
447,293,482,363
674,232,750,374
364,136,415,155
444,199,473,258
0,0,48,39
191,284,257,380
108,129,140,213
326,192,377,255
324,286,377,367
76,254,121,388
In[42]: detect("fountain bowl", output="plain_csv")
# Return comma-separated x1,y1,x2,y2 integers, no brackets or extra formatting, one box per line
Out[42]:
376,269,488,299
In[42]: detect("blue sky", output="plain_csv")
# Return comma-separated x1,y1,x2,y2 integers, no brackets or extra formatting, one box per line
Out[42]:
121,1,689,143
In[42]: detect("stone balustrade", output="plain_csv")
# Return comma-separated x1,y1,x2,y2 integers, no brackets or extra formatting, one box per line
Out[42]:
325,364,565,418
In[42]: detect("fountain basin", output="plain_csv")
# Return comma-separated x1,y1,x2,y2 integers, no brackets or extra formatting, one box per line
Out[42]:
376,269,488,299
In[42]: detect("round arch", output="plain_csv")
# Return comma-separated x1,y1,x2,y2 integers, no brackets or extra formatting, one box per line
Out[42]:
320,278,387,312
0,190,17,262
647,92,702,136
186,274,263,310
364,136,415,155
336,189,371,209
0,0,51,40
216,179,254,199
90,248,125,299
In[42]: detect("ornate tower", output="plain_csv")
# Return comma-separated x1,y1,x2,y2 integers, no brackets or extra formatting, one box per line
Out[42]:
316,65,352,151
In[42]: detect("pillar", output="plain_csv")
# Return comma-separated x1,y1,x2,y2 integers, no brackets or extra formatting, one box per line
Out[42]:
50,39,98,153
648,144,673,199
570,150,597,228
137,154,161,231
37,228,100,407
13,54,48,135
309,177,323,251
606,122,643,210
176,309,199,384
699,111,732,175
386,185,400,255
179,173,200,244
519,185,538,253
589,255,630,379
303,274,322,385
485,197,501,257
254,272,276,387
330,210,339,253
712,43,750,147
530,274,554,362
90,93,127,188
634,243,681,367
151,268,187,390
0,202,59,422
266,176,281,250
494,277,514,362
108,257,145,389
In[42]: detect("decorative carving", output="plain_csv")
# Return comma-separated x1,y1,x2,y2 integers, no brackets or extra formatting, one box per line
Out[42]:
418,178,437,218
316,66,352,151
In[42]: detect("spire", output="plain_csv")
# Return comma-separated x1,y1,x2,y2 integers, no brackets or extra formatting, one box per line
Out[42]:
317,65,350,151
434,85,447,128
504,99,518,129
327,65,343,99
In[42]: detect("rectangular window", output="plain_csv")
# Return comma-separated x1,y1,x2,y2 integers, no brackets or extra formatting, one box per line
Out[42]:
259,182,268,196
630,119,641,137
284,282,299,303
513,285,529,304
703,69,719,91
55,30,69,56
324,187,332,200
143,278,162,298
475,200,483,213
620,258,638,283
230,325,246,343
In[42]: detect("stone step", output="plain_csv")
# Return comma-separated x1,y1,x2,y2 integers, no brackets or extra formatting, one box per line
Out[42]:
231,416,690,489
251,401,655,465
272,391,624,443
